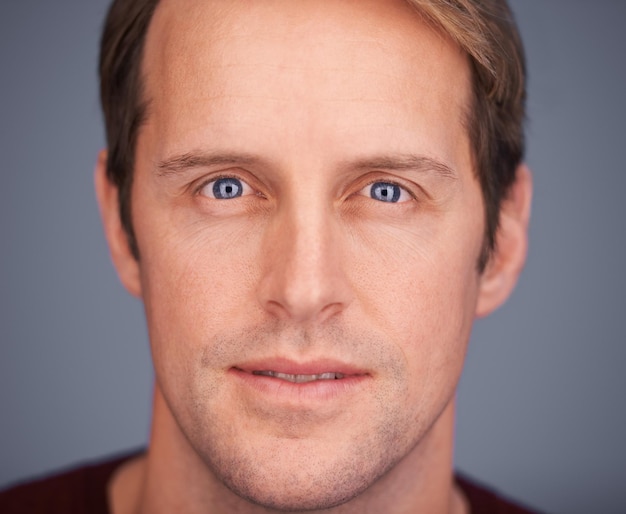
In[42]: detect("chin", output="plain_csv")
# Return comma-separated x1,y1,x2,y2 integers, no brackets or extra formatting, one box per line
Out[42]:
220,469,371,512
198,437,402,512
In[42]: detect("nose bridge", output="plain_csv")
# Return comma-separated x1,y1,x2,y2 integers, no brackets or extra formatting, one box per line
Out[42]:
290,192,329,274
258,187,351,323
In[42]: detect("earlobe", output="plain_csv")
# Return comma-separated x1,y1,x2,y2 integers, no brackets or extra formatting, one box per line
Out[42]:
475,164,532,318
94,149,142,298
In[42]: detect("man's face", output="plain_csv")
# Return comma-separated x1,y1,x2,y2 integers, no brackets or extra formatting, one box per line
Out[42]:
128,0,485,509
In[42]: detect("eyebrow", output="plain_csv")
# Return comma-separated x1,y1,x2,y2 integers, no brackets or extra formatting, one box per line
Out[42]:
156,151,458,181
345,155,458,181
156,152,262,176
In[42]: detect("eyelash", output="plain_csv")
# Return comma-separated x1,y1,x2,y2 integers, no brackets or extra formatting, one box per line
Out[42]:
360,179,416,202
194,174,416,202
195,174,253,197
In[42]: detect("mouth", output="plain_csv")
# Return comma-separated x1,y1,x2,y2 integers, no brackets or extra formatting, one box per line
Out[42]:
251,370,346,383
230,358,369,400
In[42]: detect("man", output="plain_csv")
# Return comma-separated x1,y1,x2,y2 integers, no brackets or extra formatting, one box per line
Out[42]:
1,0,535,512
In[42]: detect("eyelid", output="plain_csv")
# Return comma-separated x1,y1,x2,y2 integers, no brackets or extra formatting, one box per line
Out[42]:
357,178,416,202
196,173,255,199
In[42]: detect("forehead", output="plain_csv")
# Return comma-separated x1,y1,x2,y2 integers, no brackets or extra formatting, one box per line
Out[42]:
141,0,471,166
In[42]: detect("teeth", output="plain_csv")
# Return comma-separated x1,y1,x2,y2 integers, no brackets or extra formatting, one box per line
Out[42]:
252,370,345,382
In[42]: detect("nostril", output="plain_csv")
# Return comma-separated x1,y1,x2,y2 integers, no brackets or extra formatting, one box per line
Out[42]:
318,301,346,321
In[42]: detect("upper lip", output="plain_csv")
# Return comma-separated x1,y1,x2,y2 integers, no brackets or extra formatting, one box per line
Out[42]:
232,357,369,377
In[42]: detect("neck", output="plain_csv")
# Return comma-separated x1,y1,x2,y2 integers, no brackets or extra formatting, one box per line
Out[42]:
109,386,466,514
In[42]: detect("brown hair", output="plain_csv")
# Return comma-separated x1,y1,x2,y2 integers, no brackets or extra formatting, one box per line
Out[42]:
99,0,526,269
410,0,526,270
99,0,159,259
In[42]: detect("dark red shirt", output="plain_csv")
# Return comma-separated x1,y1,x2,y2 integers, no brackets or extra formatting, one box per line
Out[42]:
0,453,542,513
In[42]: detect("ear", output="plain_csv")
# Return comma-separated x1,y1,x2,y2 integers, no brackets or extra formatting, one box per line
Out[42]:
94,149,142,298
475,164,532,317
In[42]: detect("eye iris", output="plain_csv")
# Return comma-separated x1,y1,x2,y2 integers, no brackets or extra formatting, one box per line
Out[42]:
371,182,401,203
213,178,242,199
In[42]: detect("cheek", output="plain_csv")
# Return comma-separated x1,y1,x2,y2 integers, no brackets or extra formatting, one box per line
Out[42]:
136,215,266,372
346,219,480,397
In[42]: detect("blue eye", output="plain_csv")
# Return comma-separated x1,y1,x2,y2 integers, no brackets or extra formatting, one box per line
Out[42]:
211,177,244,199
370,182,402,203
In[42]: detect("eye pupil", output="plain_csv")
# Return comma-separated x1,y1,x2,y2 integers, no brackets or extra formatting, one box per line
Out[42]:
213,178,243,199
371,182,401,203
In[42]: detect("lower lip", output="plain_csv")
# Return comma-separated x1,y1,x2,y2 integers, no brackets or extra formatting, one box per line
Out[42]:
229,368,370,402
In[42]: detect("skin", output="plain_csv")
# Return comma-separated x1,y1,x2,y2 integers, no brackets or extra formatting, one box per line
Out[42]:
96,0,532,512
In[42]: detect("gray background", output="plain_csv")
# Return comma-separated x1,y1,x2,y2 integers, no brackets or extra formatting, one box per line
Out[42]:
1,2,624,513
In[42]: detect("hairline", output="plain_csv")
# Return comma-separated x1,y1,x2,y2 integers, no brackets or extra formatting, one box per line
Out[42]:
111,0,516,271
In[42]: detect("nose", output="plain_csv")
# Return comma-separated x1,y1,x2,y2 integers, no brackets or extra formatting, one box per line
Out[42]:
256,198,353,324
